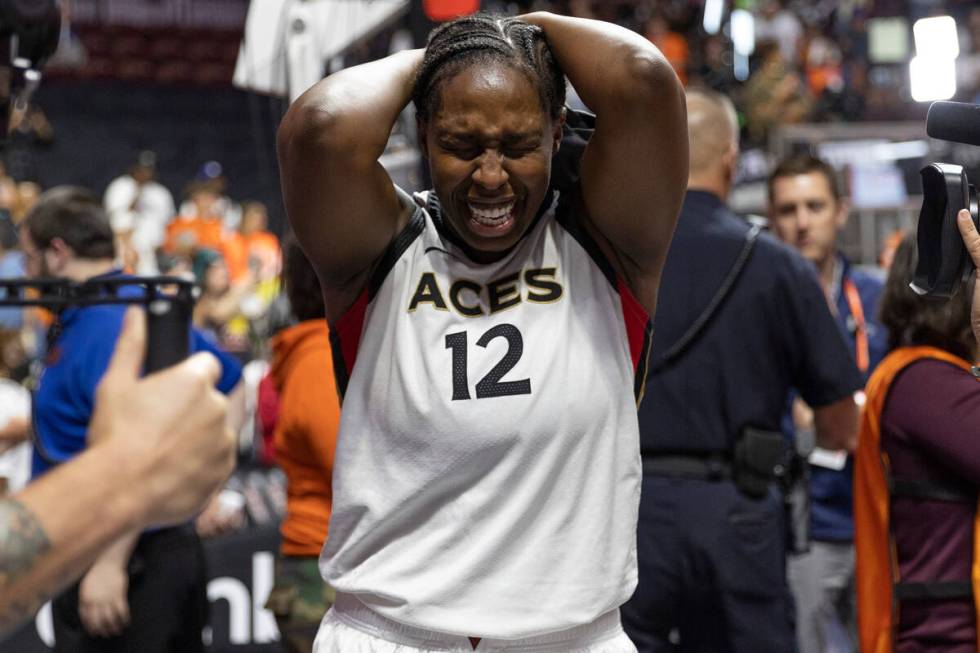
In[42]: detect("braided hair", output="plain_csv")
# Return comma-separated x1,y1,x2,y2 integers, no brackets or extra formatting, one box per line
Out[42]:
412,13,566,124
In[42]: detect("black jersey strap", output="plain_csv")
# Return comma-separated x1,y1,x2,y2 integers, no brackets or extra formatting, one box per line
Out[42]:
889,477,976,504
367,191,426,301
894,580,973,601
651,225,761,372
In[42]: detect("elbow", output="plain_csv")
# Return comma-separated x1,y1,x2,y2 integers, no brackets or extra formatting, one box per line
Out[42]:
277,88,357,162
620,50,684,104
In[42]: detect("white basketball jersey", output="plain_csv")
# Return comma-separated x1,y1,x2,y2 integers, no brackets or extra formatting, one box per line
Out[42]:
323,190,651,639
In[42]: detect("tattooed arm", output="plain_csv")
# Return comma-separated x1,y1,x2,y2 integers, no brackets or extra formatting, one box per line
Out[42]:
0,447,140,635
0,309,234,636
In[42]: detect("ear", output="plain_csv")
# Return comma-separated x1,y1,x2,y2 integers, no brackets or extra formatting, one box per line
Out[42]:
551,107,567,154
416,115,429,159
47,237,74,271
721,142,739,182
835,198,850,229
48,237,72,257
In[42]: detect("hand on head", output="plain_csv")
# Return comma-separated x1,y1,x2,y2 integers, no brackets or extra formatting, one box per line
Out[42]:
956,209,980,349
88,308,235,528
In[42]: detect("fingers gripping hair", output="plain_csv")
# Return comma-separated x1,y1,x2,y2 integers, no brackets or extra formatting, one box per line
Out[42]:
411,13,567,123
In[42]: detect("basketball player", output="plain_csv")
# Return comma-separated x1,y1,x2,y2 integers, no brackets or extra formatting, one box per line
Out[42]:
278,11,687,652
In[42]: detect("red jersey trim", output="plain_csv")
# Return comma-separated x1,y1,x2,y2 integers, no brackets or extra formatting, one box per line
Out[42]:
617,277,653,402
329,289,369,401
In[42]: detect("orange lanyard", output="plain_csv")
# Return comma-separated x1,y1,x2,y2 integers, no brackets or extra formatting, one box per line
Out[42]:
842,277,869,374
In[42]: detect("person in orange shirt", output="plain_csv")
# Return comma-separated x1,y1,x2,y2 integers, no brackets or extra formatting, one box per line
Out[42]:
262,234,339,653
164,181,224,256
643,14,688,85
223,201,281,283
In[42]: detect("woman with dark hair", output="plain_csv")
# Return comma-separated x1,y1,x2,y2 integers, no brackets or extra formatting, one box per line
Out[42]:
278,10,686,653
855,219,980,653
263,233,340,653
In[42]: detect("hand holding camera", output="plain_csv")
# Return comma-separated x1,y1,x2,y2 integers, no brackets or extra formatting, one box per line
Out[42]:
956,209,980,351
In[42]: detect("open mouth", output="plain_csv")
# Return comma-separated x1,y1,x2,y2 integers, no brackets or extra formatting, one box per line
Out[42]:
466,200,517,237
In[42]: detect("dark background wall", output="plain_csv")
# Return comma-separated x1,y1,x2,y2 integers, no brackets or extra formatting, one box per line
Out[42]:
15,80,288,234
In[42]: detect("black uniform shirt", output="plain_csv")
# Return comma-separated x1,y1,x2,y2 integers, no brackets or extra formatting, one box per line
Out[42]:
639,190,862,455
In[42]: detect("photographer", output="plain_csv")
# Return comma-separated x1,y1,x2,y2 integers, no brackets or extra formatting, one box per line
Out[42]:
855,211,980,653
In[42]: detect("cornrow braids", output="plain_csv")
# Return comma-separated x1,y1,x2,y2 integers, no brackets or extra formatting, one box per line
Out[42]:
412,12,566,124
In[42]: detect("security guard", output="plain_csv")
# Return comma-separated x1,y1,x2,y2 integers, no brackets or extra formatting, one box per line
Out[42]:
768,153,890,653
620,89,863,652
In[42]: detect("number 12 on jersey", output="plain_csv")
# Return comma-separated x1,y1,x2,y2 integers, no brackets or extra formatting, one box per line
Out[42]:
444,323,532,400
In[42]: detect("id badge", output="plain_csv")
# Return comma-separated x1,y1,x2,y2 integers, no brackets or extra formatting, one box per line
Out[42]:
809,447,848,470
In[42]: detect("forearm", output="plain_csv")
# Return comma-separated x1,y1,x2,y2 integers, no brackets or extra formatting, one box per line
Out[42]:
90,530,139,572
0,443,143,635
814,395,859,452
521,12,674,114
0,417,29,454
283,48,424,162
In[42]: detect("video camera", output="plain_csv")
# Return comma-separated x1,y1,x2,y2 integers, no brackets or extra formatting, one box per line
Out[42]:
911,101,980,298
0,0,60,147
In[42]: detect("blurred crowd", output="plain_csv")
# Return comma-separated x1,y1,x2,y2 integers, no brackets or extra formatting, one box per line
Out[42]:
337,0,979,147
520,0,980,144
0,150,287,499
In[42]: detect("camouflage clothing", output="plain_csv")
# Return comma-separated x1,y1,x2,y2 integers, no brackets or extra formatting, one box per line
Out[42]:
265,556,335,653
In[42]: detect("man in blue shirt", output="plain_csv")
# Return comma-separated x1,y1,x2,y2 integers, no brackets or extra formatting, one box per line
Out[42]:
20,187,243,652
622,89,861,653
768,154,889,653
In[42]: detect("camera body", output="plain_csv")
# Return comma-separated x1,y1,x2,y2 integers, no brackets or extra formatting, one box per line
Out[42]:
913,101,980,299
0,0,60,146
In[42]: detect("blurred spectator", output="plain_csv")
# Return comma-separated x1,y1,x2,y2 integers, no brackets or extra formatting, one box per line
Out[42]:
802,26,843,97
0,162,18,216
0,213,25,330
0,328,30,496
103,151,176,275
14,181,42,223
165,180,225,257
262,234,340,653
754,0,804,65
691,34,737,95
642,13,689,84
6,105,54,183
741,41,812,144
223,200,281,283
178,161,242,232
768,154,889,653
193,252,257,358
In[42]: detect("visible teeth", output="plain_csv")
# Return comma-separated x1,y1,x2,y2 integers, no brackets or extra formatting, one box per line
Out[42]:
469,202,514,222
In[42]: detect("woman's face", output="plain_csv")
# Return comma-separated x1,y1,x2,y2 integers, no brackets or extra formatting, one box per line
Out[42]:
205,260,229,293
421,63,561,262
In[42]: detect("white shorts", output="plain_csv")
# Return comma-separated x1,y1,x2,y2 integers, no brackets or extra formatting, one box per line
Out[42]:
313,593,637,653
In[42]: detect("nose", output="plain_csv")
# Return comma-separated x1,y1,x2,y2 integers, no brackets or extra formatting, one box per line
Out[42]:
795,207,810,231
472,151,508,192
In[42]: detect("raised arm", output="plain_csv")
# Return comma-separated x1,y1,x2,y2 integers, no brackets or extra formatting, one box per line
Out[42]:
522,12,688,312
277,49,424,318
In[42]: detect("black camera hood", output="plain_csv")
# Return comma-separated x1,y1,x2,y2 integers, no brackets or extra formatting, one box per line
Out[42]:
911,163,977,299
